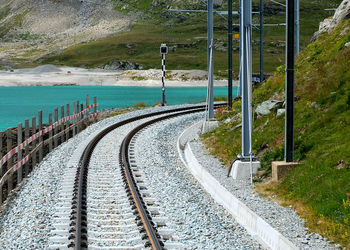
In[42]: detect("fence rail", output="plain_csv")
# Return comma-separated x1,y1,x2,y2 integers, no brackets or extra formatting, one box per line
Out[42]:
0,94,98,204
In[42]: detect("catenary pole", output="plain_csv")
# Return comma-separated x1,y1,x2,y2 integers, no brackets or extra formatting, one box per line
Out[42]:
228,0,233,109
240,0,252,159
285,0,295,162
207,0,214,120
295,0,300,55
260,0,264,82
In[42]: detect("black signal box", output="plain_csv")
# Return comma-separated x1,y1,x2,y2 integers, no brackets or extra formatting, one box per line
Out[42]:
160,43,168,55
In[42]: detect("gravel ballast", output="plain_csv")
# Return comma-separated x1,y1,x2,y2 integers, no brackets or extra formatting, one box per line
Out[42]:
133,113,263,249
0,104,203,249
0,105,340,249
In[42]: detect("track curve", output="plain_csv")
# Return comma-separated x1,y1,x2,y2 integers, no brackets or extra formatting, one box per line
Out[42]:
67,103,225,249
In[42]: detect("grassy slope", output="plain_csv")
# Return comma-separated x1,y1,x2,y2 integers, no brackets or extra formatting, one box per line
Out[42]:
202,19,350,248
40,0,341,76
0,9,29,38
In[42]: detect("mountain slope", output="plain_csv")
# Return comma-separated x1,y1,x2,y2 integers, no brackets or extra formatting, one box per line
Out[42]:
40,0,342,75
0,0,131,66
202,17,350,248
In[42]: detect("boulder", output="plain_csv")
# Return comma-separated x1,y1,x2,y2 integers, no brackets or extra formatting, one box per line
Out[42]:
224,113,241,124
224,118,232,124
310,102,319,109
276,108,285,118
255,100,283,116
213,0,223,9
103,61,143,70
312,0,350,41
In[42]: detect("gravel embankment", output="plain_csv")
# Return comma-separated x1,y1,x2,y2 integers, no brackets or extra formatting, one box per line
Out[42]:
189,131,341,249
133,113,263,249
0,104,201,249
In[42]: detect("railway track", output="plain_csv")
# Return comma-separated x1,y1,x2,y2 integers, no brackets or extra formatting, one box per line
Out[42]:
49,103,225,249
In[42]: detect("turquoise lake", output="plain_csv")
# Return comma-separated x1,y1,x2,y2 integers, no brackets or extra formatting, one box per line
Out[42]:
0,86,239,131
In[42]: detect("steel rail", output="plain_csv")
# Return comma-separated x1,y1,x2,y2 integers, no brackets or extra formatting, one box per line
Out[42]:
119,108,209,249
68,103,226,249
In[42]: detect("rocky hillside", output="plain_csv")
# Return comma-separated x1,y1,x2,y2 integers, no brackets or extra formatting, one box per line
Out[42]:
0,0,131,67
0,0,343,72
113,0,222,12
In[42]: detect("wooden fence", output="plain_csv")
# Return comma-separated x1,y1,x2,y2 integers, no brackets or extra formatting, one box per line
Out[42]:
0,94,98,205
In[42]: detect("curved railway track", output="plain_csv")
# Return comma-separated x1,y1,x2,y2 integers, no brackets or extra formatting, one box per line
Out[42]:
51,103,225,249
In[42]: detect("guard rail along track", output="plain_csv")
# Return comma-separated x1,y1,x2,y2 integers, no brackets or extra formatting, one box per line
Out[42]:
68,103,225,249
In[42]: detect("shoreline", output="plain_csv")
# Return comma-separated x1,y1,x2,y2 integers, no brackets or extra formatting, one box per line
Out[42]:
0,66,238,87
0,80,232,87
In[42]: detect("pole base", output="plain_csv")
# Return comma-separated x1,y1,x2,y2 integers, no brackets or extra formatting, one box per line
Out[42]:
272,161,299,182
201,120,218,133
229,160,260,180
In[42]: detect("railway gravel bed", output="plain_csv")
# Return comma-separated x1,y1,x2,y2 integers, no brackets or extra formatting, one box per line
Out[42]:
0,104,202,249
133,113,263,249
0,104,339,249
86,117,156,249
188,140,340,249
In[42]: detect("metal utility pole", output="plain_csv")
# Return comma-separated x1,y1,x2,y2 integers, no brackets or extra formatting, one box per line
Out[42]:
260,0,264,82
295,0,300,55
167,4,245,111
228,0,233,109
285,0,295,162
207,0,214,120
239,0,253,159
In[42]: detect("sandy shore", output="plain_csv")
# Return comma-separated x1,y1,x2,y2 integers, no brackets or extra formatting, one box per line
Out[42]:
0,66,237,87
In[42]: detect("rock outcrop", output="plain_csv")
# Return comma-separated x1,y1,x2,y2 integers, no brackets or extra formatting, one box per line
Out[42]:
255,100,283,117
312,0,350,41
103,61,143,71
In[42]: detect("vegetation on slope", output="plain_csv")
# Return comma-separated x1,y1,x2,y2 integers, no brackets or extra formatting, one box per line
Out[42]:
0,9,29,38
202,19,350,248
41,0,341,76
